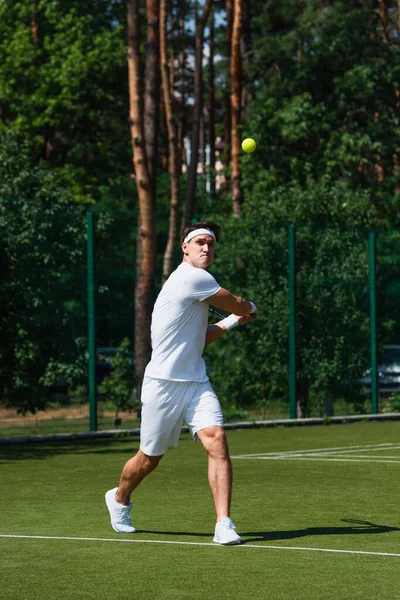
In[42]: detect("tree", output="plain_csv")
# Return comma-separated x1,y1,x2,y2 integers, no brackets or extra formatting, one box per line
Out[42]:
0,130,86,413
144,0,161,191
231,0,243,216
183,0,213,227
205,175,386,417
244,1,400,226
160,0,181,283
208,5,217,198
0,0,129,197
127,0,158,400
222,0,234,188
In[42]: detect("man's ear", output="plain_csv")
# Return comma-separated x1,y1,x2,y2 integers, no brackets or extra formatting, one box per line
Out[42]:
182,242,189,255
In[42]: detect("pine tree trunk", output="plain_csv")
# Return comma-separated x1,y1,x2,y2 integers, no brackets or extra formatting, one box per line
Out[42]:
31,0,39,43
144,0,160,190
208,5,216,197
231,0,243,217
177,0,186,172
182,0,212,228
200,111,206,190
223,0,233,188
398,0,400,35
377,0,390,44
161,0,181,283
127,0,157,402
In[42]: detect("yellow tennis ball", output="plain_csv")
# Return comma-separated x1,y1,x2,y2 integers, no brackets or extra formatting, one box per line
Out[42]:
242,138,256,153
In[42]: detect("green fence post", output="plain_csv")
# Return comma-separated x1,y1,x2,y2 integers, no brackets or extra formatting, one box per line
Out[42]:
87,210,97,432
289,225,297,419
369,232,378,414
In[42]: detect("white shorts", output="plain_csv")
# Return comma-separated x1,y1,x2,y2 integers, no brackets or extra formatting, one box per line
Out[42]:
140,376,224,456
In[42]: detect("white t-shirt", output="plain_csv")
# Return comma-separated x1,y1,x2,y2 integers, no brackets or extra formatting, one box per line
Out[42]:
144,262,221,382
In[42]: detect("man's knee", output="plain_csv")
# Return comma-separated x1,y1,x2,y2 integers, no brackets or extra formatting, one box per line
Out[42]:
138,450,163,472
198,426,229,457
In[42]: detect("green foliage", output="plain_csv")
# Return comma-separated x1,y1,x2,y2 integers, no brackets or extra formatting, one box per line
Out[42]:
98,338,136,415
383,393,400,414
222,406,249,423
1,0,400,421
40,337,88,393
245,1,400,226
0,0,129,197
0,130,86,413
206,176,396,415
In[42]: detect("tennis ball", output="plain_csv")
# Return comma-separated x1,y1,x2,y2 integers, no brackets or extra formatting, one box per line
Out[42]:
242,138,256,153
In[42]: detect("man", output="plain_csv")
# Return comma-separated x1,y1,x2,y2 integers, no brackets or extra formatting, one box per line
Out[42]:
105,221,258,545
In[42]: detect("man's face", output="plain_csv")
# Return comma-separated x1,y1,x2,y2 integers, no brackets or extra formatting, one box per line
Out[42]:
182,234,216,269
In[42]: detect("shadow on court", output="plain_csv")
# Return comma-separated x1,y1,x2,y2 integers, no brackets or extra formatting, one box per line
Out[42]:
0,438,140,463
136,520,400,542
240,519,400,543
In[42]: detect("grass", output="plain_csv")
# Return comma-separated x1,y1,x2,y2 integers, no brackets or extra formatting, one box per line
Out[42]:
1,421,400,599
0,396,374,438
0,404,141,438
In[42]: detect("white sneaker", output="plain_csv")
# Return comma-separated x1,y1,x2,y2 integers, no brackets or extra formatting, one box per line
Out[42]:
105,487,136,533
213,517,242,545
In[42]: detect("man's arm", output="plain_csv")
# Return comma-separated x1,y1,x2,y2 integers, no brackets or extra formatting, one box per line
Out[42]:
207,287,255,316
205,314,256,345
205,323,226,345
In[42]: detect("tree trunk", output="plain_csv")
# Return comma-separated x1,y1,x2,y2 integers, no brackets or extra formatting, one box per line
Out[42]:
144,0,160,190
398,0,400,36
377,0,390,44
231,0,243,217
375,144,384,183
200,110,206,189
177,0,186,173
161,0,181,283
208,5,216,197
31,0,39,44
222,0,234,188
127,0,157,401
182,0,212,228
394,11,400,196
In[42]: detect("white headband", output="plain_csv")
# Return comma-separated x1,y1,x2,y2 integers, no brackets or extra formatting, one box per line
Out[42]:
183,228,216,243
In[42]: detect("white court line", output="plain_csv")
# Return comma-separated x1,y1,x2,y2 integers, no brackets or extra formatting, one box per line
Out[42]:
292,454,400,460
234,456,400,464
231,443,400,459
1,534,399,558
253,457,400,464
232,454,400,463
305,445,400,456
232,443,400,461
301,449,400,457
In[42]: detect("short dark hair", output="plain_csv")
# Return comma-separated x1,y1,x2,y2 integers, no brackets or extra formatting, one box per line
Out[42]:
181,221,221,243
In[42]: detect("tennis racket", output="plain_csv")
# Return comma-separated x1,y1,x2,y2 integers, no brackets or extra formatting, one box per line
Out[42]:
208,306,257,320
208,306,226,320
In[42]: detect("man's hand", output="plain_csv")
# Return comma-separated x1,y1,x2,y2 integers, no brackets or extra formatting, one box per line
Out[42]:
238,310,258,325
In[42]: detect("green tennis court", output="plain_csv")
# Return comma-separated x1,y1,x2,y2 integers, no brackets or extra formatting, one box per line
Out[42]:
1,421,399,600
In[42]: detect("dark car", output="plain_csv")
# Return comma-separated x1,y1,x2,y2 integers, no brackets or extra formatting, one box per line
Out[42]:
359,345,400,394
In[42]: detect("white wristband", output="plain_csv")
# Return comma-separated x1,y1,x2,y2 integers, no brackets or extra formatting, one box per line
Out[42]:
219,314,240,332
249,301,257,314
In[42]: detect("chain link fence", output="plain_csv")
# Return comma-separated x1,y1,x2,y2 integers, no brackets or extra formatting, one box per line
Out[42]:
1,216,400,439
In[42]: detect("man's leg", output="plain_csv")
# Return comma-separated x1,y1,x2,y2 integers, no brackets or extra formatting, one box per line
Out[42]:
105,450,163,533
196,425,232,520
116,450,163,505
196,425,241,545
